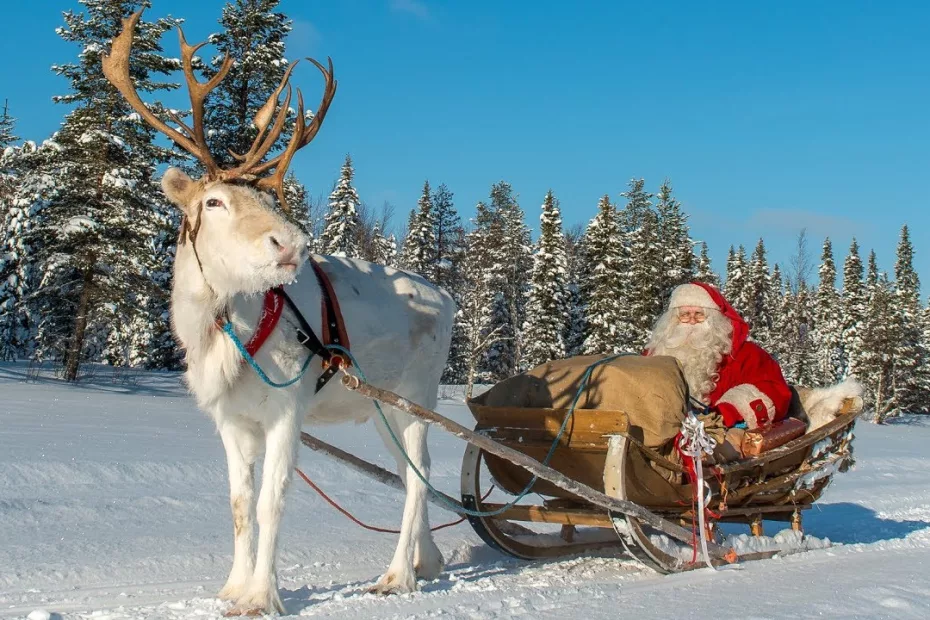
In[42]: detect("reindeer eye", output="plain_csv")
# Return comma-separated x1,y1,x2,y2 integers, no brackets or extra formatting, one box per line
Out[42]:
205,198,224,209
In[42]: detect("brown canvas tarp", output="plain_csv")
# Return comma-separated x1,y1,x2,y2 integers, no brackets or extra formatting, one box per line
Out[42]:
473,354,709,505
479,354,689,449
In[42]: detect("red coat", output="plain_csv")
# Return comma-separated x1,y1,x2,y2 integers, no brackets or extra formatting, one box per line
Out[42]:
651,282,792,430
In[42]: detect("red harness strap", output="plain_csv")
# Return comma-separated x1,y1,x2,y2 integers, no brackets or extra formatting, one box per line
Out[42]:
245,288,286,357
219,259,351,372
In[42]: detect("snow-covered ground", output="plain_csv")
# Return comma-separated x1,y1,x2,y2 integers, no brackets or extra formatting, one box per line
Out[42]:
2,362,930,619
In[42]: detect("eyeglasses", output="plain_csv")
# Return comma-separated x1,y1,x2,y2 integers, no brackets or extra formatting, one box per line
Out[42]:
678,309,706,324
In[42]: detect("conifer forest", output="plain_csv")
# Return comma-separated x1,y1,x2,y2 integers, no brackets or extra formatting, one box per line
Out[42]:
2,0,927,423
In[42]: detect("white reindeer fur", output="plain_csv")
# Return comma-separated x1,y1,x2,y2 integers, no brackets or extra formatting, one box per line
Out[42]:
801,378,864,431
163,169,455,614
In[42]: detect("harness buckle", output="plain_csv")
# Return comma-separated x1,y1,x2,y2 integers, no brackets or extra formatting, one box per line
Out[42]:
322,353,348,371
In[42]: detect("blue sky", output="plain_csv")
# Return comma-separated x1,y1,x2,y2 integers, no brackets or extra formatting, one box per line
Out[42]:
2,0,928,289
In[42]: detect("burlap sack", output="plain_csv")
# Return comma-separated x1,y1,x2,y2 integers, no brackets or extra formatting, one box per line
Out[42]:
479,354,688,449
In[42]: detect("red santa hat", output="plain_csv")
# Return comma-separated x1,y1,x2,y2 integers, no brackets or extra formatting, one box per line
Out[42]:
668,282,750,355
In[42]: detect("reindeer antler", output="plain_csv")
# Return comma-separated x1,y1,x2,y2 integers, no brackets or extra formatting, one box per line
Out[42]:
101,8,337,212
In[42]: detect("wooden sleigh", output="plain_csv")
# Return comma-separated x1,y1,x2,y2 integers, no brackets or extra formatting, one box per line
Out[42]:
460,385,862,572
302,373,862,575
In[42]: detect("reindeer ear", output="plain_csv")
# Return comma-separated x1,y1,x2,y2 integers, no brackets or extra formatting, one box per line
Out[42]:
161,167,198,214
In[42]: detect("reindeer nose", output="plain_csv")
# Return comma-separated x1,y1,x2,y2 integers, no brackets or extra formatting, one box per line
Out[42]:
269,235,285,253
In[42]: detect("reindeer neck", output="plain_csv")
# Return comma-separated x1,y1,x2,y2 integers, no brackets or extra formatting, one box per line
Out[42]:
170,242,263,359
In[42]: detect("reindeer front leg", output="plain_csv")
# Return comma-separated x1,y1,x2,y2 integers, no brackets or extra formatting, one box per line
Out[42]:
232,415,299,615
217,419,260,603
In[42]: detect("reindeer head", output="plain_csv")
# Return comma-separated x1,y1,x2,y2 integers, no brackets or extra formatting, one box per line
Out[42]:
101,9,336,296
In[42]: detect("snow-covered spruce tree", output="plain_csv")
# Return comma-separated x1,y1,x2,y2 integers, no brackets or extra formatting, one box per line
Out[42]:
582,195,627,354
522,190,570,367
0,100,18,147
767,264,790,365
723,245,749,316
813,238,843,385
694,241,720,287
400,180,436,279
627,208,663,349
922,301,930,406
858,252,898,421
0,140,59,361
0,105,19,358
655,178,693,299
283,171,315,248
891,225,928,413
563,224,588,357
780,282,817,386
428,184,468,382
484,181,531,376
35,1,180,379
841,239,866,379
618,177,654,232
369,221,397,267
744,239,774,347
456,201,509,393
431,182,464,294
320,154,361,257
202,0,292,170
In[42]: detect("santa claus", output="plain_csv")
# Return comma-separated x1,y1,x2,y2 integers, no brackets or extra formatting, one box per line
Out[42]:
645,281,792,429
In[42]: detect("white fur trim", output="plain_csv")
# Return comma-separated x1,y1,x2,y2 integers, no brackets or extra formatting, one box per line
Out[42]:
803,378,864,430
669,283,717,310
717,383,775,429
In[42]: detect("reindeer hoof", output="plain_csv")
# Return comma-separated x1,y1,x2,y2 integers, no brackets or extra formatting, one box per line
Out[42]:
228,586,285,616
369,570,416,595
223,608,264,617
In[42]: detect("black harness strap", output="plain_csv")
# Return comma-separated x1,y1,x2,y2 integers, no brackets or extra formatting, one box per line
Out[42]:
278,259,349,394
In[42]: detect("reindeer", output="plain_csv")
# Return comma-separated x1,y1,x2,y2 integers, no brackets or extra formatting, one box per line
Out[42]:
102,11,454,615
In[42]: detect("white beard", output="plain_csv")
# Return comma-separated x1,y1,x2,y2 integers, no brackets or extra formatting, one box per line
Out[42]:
646,309,733,403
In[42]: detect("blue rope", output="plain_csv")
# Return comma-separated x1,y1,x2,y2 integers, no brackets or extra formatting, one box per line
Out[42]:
221,322,315,388
221,321,623,518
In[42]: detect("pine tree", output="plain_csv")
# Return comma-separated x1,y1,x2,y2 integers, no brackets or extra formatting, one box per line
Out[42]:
781,282,817,386
522,190,570,367
283,171,315,247
563,224,588,356
582,195,627,354
655,179,694,299
627,209,663,349
767,264,789,364
745,239,774,347
0,141,58,360
456,202,510,392
0,100,17,147
813,238,843,385
431,183,464,294
320,154,361,257
369,221,397,267
724,245,749,315
618,177,654,232
841,239,866,380
203,0,292,170
858,252,898,421
34,1,179,379
428,184,467,382
694,241,719,287
400,180,436,278
484,181,531,376
891,225,928,413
